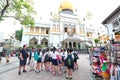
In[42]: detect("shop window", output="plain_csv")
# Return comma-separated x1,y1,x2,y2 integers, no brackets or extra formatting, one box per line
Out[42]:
112,20,119,28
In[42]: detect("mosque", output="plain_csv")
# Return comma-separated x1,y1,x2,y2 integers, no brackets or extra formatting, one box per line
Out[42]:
21,0,95,49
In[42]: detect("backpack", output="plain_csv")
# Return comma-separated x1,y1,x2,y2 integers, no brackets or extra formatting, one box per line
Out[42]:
73,53,79,60
66,54,74,66
34,52,39,61
44,54,49,61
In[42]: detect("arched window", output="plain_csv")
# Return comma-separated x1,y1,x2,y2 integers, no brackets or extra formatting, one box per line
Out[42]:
73,42,76,48
41,38,48,47
29,37,38,45
69,42,72,48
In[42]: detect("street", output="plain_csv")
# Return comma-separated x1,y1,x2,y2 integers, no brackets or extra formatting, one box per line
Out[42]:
0,54,92,80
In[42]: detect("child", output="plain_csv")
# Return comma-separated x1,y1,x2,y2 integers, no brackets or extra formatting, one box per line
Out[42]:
65,48,74,79
51,47,61,75
34,49,41,73
72,49,79,70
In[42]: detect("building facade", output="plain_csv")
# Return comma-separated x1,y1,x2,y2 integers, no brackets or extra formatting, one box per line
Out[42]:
102,5,120,41
21,0,95,49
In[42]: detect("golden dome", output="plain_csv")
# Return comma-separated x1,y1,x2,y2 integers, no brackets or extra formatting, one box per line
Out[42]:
59,0,74,12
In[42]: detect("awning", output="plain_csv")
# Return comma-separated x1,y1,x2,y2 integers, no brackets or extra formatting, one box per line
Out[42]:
62,36,82,42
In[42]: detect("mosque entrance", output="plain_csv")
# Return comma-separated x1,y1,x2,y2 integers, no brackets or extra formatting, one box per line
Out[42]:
62,35,82,50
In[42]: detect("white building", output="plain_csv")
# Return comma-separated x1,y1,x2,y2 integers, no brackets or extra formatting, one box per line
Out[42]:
21,0,95,49
102,5,120,41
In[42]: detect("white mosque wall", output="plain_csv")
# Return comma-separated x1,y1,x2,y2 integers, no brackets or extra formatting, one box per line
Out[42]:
52,34,60,48
107,23,115,39
21,34,30,47
38,36,41,44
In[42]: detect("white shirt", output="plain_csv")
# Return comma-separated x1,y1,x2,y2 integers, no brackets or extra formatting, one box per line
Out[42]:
31,52,34,57
39,52,42,57
49,51,53,57
61,51,67,57
51,51,58,59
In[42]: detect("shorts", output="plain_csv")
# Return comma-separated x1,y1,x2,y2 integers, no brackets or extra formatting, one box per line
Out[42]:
58,60,61,64
62,57,65,62
20,59,27,66
52,59,58,66
67,64,74,69
74,59,77,62
64,59,67,66
37,58,41,63
49,57,52,62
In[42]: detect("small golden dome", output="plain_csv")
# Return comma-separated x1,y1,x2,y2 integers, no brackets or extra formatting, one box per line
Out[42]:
59,0,74,12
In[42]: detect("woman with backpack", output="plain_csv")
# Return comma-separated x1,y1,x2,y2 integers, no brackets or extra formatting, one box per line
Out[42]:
33,48,41,73
65,48,74,79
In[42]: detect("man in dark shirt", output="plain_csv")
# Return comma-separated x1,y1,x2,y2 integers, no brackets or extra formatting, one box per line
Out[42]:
18,45,28,75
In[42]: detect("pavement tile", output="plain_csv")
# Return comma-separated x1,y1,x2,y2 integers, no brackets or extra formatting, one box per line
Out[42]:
0,54,91,80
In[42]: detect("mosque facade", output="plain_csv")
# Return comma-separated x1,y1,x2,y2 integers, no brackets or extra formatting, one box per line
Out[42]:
21,0,95,49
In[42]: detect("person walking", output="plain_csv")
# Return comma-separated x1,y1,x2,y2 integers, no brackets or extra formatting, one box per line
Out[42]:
18,45,28,75
65,48,74,80
5,48,11,63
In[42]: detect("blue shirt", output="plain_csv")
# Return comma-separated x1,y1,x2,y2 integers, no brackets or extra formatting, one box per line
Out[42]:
20,49,28,59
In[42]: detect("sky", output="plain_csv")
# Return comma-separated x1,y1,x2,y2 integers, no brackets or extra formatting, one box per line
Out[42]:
0,0,120,39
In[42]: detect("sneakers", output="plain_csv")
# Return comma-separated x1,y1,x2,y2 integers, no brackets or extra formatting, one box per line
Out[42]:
18,71,21,75
23,70,27,73
52,71,56,75
18,70,27,75
37,70,40,73
66,75,69,79
35,70,40,73
70,76,72,80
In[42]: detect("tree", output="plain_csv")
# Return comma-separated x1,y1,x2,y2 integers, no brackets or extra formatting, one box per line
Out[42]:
15,28,23,41
94,38,99,46
0,0,35,26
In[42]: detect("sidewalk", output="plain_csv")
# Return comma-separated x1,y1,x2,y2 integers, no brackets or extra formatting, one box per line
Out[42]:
0,57,18,66
0,54,91,80
0,57,19,74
